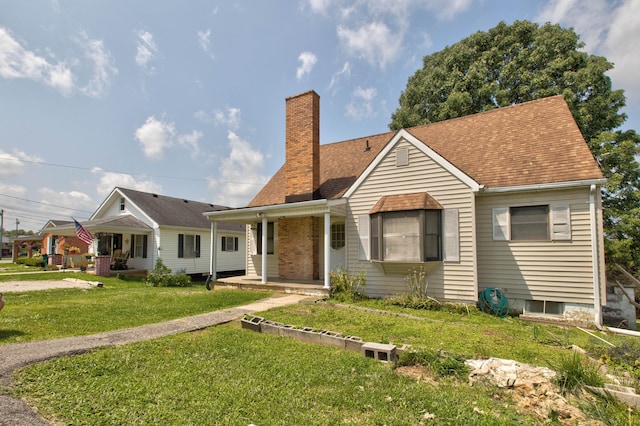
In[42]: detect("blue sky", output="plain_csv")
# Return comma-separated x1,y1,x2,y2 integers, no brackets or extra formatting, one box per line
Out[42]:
1,0,638,231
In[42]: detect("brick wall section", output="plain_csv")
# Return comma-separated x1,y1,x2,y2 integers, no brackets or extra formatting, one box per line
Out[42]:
278,217,319,280
285,90,320,203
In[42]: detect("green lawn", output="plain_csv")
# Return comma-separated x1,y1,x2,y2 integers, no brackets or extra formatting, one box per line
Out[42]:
0,273,270,343
2,273,639,424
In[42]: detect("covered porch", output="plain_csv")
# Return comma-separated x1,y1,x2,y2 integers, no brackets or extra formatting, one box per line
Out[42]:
50,215,153,275
204,198,347,290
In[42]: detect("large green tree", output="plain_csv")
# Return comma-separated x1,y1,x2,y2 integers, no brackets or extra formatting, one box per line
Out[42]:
390,20,640,275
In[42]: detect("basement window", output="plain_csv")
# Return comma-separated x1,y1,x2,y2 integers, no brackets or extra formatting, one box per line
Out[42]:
525,300,564,315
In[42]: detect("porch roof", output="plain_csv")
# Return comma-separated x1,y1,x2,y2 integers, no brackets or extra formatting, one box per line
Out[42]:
47,215,152,236
204,198,347,224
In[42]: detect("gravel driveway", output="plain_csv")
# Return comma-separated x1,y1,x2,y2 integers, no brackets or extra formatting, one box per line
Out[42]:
0,278,102,293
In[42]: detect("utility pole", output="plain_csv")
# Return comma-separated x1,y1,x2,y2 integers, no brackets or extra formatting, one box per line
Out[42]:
14,218,20,263
0,209,4,260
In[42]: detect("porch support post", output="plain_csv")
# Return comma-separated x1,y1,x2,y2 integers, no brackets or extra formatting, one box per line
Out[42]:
210,222,217,281
261,216,268,284
324,212,331,289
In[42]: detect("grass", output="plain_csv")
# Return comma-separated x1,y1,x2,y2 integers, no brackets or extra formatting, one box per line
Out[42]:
13,324,533,425
0,273,271,344
4,273,640,424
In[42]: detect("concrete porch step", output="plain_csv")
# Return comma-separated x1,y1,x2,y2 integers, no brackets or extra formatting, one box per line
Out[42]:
213,278,329,297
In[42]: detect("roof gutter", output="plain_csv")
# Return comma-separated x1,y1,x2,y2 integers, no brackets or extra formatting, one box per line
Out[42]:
481,178,606,194
203,198,347,221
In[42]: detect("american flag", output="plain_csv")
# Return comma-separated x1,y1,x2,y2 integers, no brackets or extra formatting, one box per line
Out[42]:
73,218,94,245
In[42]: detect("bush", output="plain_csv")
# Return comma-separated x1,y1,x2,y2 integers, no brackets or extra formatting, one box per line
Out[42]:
16,257,47,267
329,268,367,302
145,258,192,287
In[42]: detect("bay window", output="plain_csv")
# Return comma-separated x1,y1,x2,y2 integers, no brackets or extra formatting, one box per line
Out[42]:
370,209,442,262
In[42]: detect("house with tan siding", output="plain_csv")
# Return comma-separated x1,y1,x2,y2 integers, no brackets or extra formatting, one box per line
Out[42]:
204,90,607,325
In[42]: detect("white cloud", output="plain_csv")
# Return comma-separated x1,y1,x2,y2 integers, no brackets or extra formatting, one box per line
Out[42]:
337,22,402,69
307,0,332,14
346,86,377,120
537,0,609,50
605,1,640,102
329,61,351,90
198,29,215,59
196,107,242,129
92,168,162,197
0,26,74,95
177,130,203,159
537,0,640,107
425,0,473,21
135,30,158,73
0,149,42,178
296,51,317,80
76,31,117,98
38,188,96,217
133,116,175,160
208,131,268,207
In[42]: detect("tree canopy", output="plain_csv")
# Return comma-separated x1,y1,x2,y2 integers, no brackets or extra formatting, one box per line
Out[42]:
390,20,640,275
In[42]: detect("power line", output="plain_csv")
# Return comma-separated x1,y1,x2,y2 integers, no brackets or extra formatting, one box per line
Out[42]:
0,193,95,214
0,156,264,186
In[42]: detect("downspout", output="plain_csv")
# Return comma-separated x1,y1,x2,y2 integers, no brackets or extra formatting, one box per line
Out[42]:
590,184,602,327
206,222,217,290
211,222,217,281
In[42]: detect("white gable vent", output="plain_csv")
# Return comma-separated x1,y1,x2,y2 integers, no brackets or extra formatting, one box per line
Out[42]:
396,147,409,167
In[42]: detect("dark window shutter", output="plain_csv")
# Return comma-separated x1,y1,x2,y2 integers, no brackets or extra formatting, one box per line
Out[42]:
130,237,135,258
178,234,184,258
142,235,148,258
221,236,227,252
234,237,238,251
195,235,201,258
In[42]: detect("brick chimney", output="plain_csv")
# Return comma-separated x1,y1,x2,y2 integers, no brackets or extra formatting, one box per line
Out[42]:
285,90,320,203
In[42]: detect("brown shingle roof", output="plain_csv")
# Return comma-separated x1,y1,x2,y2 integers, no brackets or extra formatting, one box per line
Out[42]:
370,192,443,214
249,95,602,207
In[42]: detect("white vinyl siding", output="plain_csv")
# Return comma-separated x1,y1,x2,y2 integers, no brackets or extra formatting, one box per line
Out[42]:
477,188,596,304
160,229,209,274
358,214,370,260
443,209,459,262
346,138,477,301
246,223,279,277
217,233,246,271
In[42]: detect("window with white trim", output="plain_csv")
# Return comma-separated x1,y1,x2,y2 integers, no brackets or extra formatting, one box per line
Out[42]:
492,204,571,241
131,234,147,258
331,222,345,249
178,234,201,258
119,197,125,211
221,236,239,252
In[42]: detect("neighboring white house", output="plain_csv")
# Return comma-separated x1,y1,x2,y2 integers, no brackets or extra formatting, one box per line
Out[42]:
53,187,246,276
205,90,609,326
